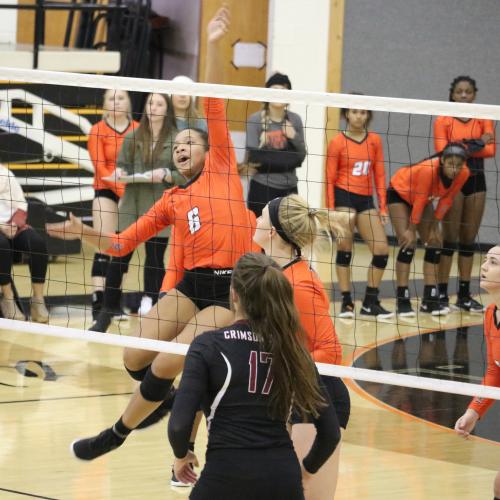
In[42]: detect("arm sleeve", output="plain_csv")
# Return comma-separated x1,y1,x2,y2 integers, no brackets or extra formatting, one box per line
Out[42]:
373,135,388,216
204,97,237,175
433,116,449,153
410,173,433,225
287,113,306,166
106,193,172,256
434,167,470,220
302,375,341,474
116,135,135,175
469,309,499,417
88,123,106,176
161,226,185,291
7,169,27,213
247,114,306,172
325,139,338,209
168,338,210,458
473,120,496,158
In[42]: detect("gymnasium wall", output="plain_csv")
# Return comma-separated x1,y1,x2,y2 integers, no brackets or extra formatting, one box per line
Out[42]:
268,0,331,205
0,0,17,44
342,0,500,245
151,0,201,80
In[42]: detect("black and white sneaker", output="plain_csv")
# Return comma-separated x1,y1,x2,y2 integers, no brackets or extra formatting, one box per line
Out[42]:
135,387,177,430
452,296,485,314
171,467,193,487
360,302,394,320
338,302,355,319
71,427,126,461
439,294,450,310
89,310,113,332
419,300,449,316
397,299,416,317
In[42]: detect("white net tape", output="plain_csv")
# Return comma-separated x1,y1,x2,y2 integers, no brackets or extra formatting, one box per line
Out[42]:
2,66,500,119
2,317,499,401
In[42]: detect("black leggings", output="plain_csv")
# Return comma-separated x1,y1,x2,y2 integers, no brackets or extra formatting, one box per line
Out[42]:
0,228,48,286
102,237,168,310
247,180,298,218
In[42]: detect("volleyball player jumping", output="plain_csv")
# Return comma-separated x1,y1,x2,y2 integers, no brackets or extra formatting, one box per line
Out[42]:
47,5,257,457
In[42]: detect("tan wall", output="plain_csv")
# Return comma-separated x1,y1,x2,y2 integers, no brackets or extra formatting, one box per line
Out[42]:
17,0,108,47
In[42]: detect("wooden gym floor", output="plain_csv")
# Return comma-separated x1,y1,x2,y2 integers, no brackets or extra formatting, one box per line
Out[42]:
0,242,497,499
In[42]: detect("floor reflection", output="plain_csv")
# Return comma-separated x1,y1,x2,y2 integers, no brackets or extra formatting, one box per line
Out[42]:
354,325,500,442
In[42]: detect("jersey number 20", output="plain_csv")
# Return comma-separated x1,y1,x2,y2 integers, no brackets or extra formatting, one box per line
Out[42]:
352,160,370,176
187,207,201,234
248,351,274,395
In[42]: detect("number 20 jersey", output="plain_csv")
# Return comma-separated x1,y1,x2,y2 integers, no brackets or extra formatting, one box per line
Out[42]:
325,132,388,215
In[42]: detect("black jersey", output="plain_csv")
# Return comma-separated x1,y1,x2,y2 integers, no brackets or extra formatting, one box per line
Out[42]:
168,320,340,474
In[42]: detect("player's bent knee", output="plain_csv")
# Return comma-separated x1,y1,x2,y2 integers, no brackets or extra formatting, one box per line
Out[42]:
336,251,352,267
371,254,389,270
91,253,110,277
125,364,151,381
123,348,155,373
140,367,174,402
397,247,414,264
441,240,456,257
424,247,442,264
458,243,475,258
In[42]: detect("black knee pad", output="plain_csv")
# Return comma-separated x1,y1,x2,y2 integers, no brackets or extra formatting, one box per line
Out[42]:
424,247,442,264
458,243,475,258
336,251,352,267
91,253,110,277
140,368,174,402
441,240,456,257
125,364,151,382
397,247,414,264
371,254,388,270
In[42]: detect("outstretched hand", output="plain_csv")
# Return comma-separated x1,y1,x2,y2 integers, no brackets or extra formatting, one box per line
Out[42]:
207,4,231,43
46,213,84,240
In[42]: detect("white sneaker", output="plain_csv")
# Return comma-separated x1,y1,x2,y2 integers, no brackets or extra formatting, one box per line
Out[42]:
138,296,153,316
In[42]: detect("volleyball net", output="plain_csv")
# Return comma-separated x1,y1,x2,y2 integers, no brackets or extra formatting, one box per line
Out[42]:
1,66,500,414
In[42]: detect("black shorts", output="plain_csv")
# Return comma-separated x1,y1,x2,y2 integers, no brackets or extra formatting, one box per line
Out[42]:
334,187,375,213
94,189,120,203
190,448,304,500
175,268,232,311
461,171,486,196
290,375,350,429
386,185,411,208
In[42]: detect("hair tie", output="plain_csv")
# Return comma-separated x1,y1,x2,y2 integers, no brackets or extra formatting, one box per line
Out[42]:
308,208,317,216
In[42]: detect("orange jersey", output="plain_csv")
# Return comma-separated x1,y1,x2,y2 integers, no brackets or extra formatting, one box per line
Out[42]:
284,259,342,365
390,157,470,225
159,210,259,292
469,304,500,417
88,119,139,196
107,98,255,269
434,115,496,159
326,132,387,215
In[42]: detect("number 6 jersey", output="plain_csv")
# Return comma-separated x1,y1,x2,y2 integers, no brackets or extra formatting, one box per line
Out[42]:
107,97,256,270
325,131,388,215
